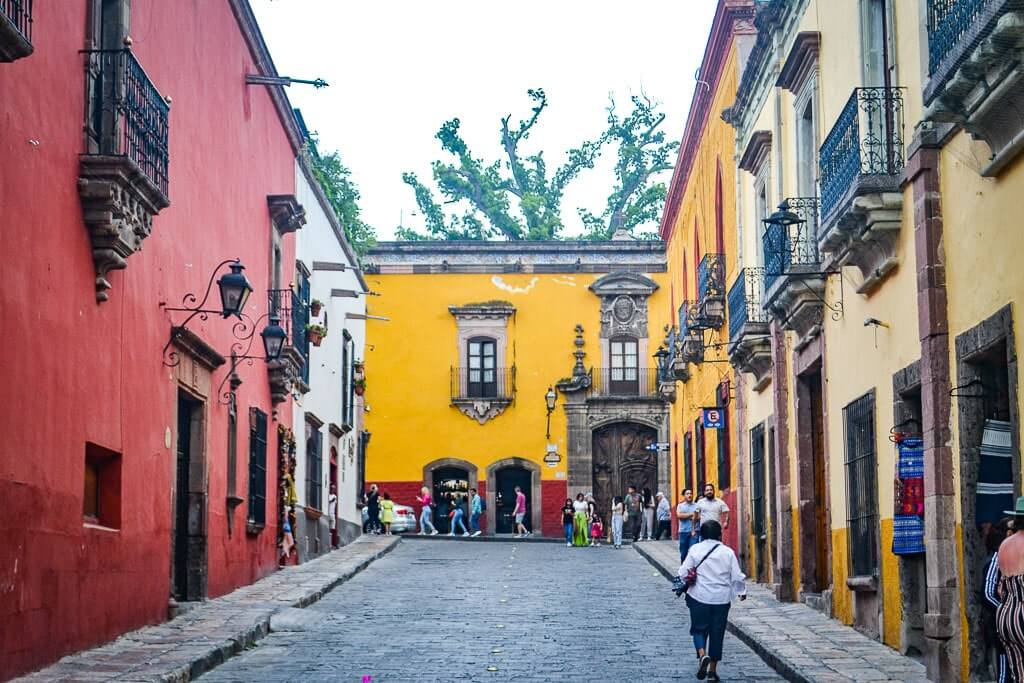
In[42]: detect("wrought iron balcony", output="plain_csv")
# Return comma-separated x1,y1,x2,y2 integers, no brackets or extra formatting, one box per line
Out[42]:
925,0,1024,176
450,367,516,423
589,368,663,399
763,197,821,294
78,48,170,302
727,269,772,390
697,253,726,329
266,288,310,402
0,0,32,62
817,87,904,294
679,300,705,365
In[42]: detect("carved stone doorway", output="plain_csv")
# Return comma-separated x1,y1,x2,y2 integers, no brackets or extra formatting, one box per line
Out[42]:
591,422,658,518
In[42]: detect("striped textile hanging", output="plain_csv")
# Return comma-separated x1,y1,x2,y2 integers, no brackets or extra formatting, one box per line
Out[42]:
975,419,1014,528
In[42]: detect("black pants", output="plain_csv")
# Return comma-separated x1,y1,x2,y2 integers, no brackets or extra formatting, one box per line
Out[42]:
654,520,671,540
627,513,641,541
686,594,731,661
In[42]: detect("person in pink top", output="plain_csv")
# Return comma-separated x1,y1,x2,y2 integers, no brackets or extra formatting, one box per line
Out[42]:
416,486,438,535
513,486,530,538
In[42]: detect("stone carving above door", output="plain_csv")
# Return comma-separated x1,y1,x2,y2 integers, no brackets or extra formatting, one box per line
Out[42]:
589,271,658,339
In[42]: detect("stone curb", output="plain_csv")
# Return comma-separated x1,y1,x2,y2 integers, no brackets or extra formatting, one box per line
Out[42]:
402,533,565,544
16,536,400,683
632,542,809,683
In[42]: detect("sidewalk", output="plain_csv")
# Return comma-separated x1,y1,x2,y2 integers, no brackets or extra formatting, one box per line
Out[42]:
15,535,399,683
634,540,930,683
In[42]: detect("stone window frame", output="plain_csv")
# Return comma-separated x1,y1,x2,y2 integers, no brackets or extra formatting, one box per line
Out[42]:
449,303,516,424
842,389,881,583
740,131,773,269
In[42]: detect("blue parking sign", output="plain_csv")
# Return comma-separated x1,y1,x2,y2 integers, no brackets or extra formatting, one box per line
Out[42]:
703,408,724,429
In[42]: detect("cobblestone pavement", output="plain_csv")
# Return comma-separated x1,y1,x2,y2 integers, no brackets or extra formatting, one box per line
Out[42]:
200,537,782,683
635,541,930,683
15,535,399,682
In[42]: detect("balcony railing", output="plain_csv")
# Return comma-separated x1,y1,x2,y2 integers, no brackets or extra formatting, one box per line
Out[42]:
1,0,31,41
85,49,170,197
697,253,726,302
268,288,308,366
679,300,702,334
589,368,662,398
450,367,516,401
728,268,769,342
763,225,787,292
927,0,989,75
819,87,904,219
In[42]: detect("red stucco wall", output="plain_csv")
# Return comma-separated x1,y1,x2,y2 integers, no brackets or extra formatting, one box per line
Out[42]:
0,2,299,677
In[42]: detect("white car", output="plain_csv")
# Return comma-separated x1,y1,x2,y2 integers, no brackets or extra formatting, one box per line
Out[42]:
362,503,417,533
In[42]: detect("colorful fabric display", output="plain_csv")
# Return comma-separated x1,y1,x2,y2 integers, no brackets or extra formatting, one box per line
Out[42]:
893,437,925,555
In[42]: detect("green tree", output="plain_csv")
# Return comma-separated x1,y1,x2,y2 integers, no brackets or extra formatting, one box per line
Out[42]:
578,94,679,240
306,135,377,256
402,89,603,240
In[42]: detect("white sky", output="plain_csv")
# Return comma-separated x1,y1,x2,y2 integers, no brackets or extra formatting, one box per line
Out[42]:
251,1,718,240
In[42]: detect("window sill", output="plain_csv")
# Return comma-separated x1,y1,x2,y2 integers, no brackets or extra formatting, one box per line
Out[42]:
83,521,120,533
846,575,878,593
246,521,265,536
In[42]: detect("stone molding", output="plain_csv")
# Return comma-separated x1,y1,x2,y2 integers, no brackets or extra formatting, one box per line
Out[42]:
170,328,227,372
451,397,513,425
78,155,170,303
776,31,819,93
267,194,306,235
738,130,772,174
448,303,515,320
728,321,772,390
589,272,658,340
819,176,903,294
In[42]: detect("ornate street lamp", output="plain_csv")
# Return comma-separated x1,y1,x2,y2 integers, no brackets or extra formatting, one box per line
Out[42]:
260,314,287,361
217,260,253,319
762,199,805,232
545,386,557,439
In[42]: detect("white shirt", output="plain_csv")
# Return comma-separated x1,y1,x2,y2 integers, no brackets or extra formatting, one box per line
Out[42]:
694,496,729,524
679,539,746,605
573,500,588,514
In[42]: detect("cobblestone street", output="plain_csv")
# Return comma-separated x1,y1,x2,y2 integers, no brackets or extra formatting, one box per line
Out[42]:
200,538,782,682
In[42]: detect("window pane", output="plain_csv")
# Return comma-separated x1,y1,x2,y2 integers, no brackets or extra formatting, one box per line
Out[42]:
625,368,637,381
469,356,480,369
484,370,494,383
483,356,494,369
611,368,623,381
483,343,495,358
611,342,622,355
469,370,480,383
469,342,480,355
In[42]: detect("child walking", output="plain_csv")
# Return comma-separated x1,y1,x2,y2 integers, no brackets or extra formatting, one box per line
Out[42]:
380,492,395,535
590,514,604,547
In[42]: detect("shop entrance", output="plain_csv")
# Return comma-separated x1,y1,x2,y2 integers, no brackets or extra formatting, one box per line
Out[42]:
494,466,531,534
432,466,469,534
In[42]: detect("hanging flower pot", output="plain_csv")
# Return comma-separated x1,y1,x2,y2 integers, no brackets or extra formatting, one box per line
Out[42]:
305,323,327,347
310,298,323,317
354,360,365,374
353,378,366,396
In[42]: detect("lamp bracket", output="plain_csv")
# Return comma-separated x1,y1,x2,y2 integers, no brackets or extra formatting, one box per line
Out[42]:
161,258,241,367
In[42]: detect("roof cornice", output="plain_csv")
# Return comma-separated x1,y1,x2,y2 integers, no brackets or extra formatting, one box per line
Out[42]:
658,0,756,242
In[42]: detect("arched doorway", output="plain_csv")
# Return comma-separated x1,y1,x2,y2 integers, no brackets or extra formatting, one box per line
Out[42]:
591,422,658,517
494,466,531,534
432,466,469,534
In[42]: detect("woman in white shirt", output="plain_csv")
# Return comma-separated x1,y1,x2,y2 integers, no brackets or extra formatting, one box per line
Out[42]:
679,520,747,681
610,496,625,548
571,493,590,546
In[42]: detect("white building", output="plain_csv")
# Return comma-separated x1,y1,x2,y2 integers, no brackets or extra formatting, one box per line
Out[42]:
290,143,368,561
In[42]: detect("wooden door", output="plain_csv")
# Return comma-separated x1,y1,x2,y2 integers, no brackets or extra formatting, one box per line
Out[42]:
591,423,658,518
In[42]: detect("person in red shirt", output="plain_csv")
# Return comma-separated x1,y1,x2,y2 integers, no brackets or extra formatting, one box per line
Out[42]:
513,486,530,538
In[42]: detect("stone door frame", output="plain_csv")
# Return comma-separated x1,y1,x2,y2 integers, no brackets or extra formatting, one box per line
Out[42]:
485,458,541,535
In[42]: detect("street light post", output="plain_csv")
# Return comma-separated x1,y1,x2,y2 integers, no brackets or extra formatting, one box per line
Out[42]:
544,386,557,439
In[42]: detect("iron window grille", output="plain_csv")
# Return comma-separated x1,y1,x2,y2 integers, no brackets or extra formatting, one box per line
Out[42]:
267,287,309,373
750,423,766,538
84,48,169,197
247,408,268,526
728,268,768,341
1,0,32,41
819,87,904,219
844,391,879,578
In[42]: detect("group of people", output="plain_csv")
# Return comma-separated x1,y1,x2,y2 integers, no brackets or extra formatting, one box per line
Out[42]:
413,485,487,537
361,484,397,535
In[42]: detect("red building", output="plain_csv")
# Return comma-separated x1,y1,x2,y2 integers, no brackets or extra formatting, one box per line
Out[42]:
0,2,313,677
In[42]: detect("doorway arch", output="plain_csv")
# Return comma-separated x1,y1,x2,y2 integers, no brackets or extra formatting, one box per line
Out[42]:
591,422,658,519
486,458,541,535
422,458,477,534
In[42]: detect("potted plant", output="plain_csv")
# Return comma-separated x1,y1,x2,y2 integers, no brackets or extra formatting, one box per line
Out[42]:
353,377,366,396
309,298,323,317
354,359,365,374
305,323,327,347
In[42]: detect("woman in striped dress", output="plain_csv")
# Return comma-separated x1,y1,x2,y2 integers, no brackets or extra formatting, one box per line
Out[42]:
997,498,1024,681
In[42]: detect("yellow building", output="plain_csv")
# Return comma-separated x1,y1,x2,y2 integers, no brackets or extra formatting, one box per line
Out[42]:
711,0,1024,680
362,240,672,537
658,0,756,555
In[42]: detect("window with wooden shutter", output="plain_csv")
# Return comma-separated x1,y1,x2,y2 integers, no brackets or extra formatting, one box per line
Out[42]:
247,408,268,527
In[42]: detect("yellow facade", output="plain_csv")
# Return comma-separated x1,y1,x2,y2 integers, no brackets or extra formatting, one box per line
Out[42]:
363,242,671,537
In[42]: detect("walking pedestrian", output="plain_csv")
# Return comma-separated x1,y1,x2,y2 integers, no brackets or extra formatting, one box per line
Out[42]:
448,497,468,536
996,497,1024,681
681,520,747,681
380,492,395,536
611,495,625,548
328,483,339,548
572,493,589,546
562,498,574,547
654,492,671,540
624,485,642,542
590,513,604,547
641,487,656,541
985,516,1014,682
469,487,483,537
513,485,530,537
695,483,730,531
677,488,701,562
365,483,381,535
416,485,438,535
